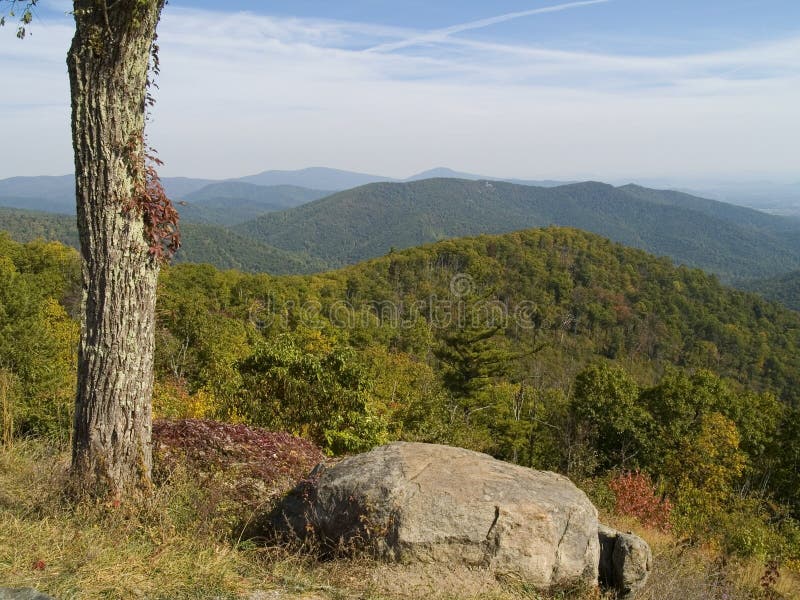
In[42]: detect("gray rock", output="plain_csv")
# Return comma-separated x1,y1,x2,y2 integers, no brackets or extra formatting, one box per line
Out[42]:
598,524,652,599
0,589,55,600
272,441,600,590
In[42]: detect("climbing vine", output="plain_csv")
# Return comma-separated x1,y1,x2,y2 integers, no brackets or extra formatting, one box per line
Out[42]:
126,142,180,261
124,23,180,262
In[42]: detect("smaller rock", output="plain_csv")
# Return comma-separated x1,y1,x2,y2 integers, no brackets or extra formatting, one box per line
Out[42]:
0,589,55,600
598,524,652,599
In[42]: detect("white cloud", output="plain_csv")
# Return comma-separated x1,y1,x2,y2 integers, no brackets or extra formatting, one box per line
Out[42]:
0,5,798,182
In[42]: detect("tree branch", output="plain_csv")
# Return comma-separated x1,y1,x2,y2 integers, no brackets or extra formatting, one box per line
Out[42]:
0,0,38,38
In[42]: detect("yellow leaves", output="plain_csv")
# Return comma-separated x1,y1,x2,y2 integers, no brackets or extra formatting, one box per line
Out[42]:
300,328,334,354
667,412,747,536
187,388,221,420
693,412,746,486
0,254,17,276
39,298,79,367
1,369,17,450
152,379,220,420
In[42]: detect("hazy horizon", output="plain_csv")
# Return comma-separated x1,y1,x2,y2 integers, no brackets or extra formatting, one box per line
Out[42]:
1,167,797,191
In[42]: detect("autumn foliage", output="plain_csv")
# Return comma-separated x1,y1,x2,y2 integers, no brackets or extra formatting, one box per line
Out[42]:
609,470,673,532
125,143,180,261
152,418,324,510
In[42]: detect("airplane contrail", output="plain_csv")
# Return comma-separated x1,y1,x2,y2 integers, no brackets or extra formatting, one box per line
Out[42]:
365,0,611,53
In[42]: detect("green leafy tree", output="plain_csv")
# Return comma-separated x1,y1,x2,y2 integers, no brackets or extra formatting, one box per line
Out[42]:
769,407,800,516
570,362,651,472
666,412,746,536
640,369,723,474
236,333,387,454
0,240,79,439
360,345,451,444
642,369,780,482
436,324,513,399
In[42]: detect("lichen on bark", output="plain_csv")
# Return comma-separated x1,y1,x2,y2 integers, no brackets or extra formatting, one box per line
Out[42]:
67,0,168,499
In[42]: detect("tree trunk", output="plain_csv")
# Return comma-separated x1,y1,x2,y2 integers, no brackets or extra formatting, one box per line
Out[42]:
67,0,165,498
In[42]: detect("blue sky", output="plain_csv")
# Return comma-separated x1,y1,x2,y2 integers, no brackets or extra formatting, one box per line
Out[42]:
1,0,799,181
177,0,796,47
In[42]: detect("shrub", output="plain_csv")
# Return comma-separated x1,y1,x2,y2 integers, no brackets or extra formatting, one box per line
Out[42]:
609,470,672,532
235,334,388,454
153,418,324,528
153,377,221,420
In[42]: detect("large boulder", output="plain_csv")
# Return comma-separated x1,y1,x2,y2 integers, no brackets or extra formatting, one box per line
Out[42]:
598,524,652,599
271,442,600,590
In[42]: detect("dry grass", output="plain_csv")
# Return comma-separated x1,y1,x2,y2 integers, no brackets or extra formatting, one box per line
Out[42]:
1,439,798,599
603,515,800,600
0,440,253,599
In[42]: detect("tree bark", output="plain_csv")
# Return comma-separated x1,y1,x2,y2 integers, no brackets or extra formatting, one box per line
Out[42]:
67,0,165,498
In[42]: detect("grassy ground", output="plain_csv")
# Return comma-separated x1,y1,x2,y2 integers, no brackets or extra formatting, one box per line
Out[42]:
0,438,797,599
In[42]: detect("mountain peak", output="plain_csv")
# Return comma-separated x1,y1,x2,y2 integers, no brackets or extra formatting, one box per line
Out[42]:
237,168,393,191
405,167,486,181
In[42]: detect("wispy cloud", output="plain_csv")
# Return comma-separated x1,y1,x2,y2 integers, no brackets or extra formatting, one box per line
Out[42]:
413,34,800,90
0,4,797,181
365,0,610,53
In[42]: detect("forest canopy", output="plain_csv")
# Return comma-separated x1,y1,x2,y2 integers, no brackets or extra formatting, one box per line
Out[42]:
2,226,800,559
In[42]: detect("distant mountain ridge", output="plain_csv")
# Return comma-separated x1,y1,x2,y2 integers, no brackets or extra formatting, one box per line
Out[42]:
0,175,76,213
406,167,569,188
234,178,800,281
236,167,392,191
0,167,571,214
4,168,798,215
0,176,331,225
0,175,215,213
4,171,800,287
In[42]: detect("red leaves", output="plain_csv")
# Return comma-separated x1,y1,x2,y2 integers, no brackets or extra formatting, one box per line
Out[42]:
141,160,181,261
32,559,46,571
124,139,181,263
152,419,324,506
761,559,781,599
609,470,673,532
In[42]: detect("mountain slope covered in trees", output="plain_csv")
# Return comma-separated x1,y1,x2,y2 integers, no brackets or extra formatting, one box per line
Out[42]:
0,207,79,247
177,224,326,274
742,270,800,311
235,179,800,281
0,208,322,275
179,182,330,226
5,176,800,292
4,226,800,565
151,226,800,540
